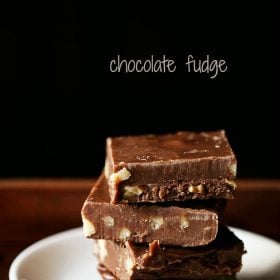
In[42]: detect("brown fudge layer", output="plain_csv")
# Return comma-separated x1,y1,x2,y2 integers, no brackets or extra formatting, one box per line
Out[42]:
94,226,244,280
105,131,237,203
82,174,219,247
119,178,235,203
97,264,237,280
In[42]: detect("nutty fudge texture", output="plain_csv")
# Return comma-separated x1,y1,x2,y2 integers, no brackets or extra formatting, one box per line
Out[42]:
81,174,220,247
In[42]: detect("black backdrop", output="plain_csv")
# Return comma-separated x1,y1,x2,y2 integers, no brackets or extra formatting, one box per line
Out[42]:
0,2,278,177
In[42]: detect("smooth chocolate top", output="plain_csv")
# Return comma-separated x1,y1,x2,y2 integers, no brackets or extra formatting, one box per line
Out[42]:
108,131,235,163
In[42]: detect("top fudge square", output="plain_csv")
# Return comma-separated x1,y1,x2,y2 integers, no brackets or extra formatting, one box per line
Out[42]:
105,130,237,203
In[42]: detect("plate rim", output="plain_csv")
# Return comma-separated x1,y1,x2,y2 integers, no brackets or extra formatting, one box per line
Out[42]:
9,227,82,280
9,226,280,280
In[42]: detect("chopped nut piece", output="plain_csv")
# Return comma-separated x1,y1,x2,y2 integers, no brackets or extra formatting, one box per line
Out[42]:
82,215,96,237
188,186,194,192
180,216,189,229
103,216,115,227
188,184,204,194
123,186,144,198
120,228,131,240
197,184,204,193
150,217,164,230
225,179,237,189
230,162,237,177
109,167,131,187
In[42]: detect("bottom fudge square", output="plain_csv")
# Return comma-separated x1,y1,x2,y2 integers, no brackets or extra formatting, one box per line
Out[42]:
97,264,237,280
94,226,245,280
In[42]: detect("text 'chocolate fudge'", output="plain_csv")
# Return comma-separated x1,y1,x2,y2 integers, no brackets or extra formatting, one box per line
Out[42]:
105,131,237,203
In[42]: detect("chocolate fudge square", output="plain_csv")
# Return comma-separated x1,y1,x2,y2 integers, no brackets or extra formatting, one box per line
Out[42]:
105,131,237,203
94,226,245,280
97,264,237,280
81,174,220,247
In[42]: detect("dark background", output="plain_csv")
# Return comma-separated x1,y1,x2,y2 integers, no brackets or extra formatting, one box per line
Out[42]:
0,2,278,178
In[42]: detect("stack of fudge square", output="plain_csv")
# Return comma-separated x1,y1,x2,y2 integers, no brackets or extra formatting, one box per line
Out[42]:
81,131,245,280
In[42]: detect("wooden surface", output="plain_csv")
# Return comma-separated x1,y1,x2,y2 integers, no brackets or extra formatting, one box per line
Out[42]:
1,179,280,279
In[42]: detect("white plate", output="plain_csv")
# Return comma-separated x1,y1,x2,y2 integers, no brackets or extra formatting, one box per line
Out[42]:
9,227,280,280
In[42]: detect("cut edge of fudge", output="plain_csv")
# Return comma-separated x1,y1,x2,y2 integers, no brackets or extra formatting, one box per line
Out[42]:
118,178,236,203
